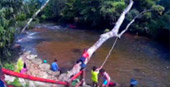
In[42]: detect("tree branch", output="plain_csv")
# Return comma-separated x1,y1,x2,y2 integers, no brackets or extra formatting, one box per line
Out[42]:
21,0,50,33
118,9,153,37
87,0,134,58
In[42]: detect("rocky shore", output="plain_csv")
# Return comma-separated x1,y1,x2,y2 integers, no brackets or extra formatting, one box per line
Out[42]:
5,51,91,87
5,51,64,87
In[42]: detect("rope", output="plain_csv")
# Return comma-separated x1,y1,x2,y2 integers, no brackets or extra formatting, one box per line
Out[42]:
100,37,118,68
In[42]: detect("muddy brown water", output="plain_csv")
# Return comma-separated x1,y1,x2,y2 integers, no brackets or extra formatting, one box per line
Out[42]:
16,24,169,87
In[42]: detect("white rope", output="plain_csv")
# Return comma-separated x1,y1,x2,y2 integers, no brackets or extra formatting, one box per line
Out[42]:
100,37,118,68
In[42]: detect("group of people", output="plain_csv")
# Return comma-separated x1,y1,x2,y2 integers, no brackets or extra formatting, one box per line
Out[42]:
1,49,138,87
49,57,117,87
91,66,114,87
72,49,117,87
72,49,137,87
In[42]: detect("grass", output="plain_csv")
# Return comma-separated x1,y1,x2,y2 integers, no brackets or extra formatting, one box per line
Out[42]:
3,63,15,71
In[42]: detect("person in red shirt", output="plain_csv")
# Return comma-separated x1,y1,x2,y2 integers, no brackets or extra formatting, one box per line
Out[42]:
79,49,90,63
82,49,89,58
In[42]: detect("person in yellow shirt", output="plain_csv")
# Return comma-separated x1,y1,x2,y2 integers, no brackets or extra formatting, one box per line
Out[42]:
16,57,24,72
91,66,102,87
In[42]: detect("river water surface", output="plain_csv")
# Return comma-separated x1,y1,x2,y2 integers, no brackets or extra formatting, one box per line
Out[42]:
16,24,169,87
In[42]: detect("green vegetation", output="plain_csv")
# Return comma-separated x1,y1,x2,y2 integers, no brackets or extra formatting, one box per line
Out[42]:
0,0,40,61
4,63,15,71
0,0,169,62
3,62,23,86
42,0,169,41
9,78,22,87
0,4,16,61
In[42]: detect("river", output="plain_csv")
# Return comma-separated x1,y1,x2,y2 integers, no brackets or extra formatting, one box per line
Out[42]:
15,24,169,87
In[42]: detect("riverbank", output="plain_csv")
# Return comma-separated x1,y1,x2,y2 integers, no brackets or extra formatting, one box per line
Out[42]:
4,51,63,87
4,50,93,87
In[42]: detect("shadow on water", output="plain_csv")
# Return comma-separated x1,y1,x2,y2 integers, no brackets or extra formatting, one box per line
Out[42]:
16,24,170,87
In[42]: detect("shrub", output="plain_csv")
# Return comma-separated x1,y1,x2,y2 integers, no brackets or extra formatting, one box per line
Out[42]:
41,14,47,21
16,13,27,21
4,63,15,71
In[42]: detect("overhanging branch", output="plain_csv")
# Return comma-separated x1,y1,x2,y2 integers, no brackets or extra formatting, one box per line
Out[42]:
87,0,134,58
118,9,153,37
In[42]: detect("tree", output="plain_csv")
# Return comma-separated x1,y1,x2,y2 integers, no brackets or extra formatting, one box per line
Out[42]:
0,8,15,60
100,0,126,23
61,0,103,27
59,0,134,82
43,0,67,20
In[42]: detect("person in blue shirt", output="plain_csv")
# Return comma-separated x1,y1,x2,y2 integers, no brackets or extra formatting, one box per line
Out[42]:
51,59,60,72
130,78,138,87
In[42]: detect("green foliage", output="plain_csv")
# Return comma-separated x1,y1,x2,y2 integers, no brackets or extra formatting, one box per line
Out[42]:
147,10,170,38
125,0,169,40
133,0,157,11
0,0,24,60
152,5,165,12
41,14,47,20
16,13,27,21
0,29,15,56
143,12,152,19
27,0,42,17
127,9,140,20
34,18,40,23
9,78,22,87
4,63,15,71
0,17,15,57
104,28,110,33
42,0,67,20
101,1,126,21
41,0,169,38
61,0,103,26
16,21,28,28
